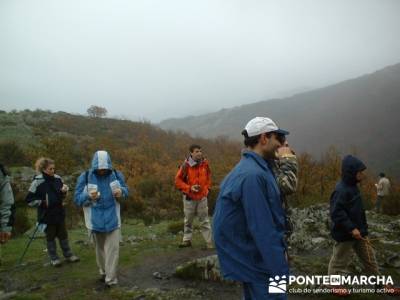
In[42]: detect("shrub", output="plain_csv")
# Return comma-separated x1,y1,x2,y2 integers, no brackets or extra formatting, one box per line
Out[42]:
167,220,184,234
13,205,32,236
0,141,28,167
10,183,32,237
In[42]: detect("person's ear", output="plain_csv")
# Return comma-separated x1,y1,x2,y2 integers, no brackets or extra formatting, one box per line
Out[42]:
260,133,267,145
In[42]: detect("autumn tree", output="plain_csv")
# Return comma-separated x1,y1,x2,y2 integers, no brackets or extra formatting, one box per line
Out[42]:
87,105,107,118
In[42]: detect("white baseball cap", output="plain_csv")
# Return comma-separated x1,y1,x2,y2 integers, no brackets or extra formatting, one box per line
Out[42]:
243,117,289,137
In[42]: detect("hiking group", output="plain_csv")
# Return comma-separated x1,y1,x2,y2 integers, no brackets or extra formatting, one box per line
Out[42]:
1,116,399,298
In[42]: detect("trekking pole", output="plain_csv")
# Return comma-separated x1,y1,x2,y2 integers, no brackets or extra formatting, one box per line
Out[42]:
17,222,43,266
361,237,381,266
17,195,48,266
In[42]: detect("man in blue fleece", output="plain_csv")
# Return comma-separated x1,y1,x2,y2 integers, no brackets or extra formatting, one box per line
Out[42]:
213,117,290,300
75,150,129,287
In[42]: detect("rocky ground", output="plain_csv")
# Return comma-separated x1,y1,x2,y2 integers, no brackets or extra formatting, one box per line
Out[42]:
173,204,400,299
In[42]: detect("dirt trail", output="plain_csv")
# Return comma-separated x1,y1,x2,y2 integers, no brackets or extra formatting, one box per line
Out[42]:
119,247,241,299
118,247,311,300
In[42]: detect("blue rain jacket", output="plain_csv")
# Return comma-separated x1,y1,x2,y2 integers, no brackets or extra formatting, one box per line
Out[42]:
74,150,129,232
213,150,289,283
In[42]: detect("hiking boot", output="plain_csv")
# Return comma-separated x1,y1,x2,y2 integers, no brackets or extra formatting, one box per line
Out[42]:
178,240,192,248
65,255,80,263
105,283,117,289
98,274,106,283
50,258,62,267
105,278,118,289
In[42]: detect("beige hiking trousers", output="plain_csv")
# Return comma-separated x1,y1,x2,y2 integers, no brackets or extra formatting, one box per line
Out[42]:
328,239,380,276
183,196,212,244
93,228,120,285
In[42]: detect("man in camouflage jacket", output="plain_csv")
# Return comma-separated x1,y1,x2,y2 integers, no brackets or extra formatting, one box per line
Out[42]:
269,143,298,237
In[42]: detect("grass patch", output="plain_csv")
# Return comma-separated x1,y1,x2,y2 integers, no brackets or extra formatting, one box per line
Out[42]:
0,218,200,299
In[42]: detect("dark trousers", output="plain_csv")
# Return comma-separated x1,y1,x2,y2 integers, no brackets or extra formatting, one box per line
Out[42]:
45,222,73,260
45,223,68,241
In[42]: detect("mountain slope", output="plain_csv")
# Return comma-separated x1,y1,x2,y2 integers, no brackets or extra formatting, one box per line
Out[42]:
160,63,400,176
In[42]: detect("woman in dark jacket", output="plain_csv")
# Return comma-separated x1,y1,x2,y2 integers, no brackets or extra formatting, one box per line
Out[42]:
26,157,79,267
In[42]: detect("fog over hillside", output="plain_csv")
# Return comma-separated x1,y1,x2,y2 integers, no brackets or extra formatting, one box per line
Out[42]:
160,63,400,176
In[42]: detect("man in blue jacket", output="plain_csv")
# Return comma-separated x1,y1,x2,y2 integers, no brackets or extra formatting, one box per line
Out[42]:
75,150,129,287
213,117,290,300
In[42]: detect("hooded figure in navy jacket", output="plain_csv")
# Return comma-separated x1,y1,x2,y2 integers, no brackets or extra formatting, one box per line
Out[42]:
213,117,289,300
328,155,382,290
329,155,368,242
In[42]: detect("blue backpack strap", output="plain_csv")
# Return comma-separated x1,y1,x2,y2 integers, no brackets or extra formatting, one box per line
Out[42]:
113,169,120,181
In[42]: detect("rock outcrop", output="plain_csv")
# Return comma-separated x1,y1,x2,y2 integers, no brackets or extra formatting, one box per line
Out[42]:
175,204,400,281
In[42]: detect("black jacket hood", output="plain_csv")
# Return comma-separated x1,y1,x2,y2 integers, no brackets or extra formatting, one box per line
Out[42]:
341,155,366,186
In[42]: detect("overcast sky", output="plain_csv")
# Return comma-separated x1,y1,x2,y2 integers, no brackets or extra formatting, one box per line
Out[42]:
1,0,400,122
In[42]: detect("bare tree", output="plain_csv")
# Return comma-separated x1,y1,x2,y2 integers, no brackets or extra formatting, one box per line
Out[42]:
87,105,107,118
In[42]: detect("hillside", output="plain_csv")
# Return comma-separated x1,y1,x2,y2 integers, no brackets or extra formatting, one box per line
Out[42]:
2,108,399,223
160,63,400,176
0,109,241,176
0,110,243,224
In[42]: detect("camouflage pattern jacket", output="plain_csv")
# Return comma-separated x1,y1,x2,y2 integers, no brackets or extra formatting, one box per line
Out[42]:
269,155,298,236
270,155,298,201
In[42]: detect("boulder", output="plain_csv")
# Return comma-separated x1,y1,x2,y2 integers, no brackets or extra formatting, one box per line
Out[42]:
175,255,223,281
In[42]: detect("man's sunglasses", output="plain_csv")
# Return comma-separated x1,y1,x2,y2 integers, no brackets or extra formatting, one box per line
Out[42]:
275,134,286,145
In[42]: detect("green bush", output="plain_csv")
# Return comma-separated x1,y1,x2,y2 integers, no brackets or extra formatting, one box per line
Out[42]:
0,141,28,167
167,220,184,234
137,177,162,198
11,186,32,237
13,206,32,236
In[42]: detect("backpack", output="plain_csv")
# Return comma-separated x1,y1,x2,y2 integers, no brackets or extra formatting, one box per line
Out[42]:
180,161,189,183
178,159,210,184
